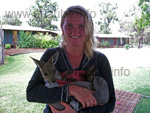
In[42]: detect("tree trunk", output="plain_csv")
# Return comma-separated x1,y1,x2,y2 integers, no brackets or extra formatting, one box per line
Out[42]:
138,31,144,49
138,37,141,49
0,24,4,65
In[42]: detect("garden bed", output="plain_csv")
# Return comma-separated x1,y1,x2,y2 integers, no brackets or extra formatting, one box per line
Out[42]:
4,48,46,56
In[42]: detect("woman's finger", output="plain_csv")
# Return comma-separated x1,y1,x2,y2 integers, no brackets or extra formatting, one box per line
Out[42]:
49,105,59,113
59,101,70,107
50,102,77,113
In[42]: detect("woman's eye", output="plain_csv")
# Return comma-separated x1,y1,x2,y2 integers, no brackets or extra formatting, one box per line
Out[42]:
67,24,73,29
79,25,84,29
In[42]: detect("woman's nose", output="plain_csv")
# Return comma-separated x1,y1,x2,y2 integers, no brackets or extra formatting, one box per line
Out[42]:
71,27,80,36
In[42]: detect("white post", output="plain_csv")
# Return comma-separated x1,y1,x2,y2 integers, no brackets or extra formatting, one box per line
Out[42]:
120,37,123,46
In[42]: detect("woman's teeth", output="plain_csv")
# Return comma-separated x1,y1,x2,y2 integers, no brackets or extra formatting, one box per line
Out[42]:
72,36,80,39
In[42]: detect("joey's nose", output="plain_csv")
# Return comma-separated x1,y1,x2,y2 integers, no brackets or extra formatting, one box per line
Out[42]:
51,79,56,83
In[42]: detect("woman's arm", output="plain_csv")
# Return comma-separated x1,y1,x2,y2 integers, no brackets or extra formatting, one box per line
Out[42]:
69,84,97,108
26,48,69,104
82,52,116,113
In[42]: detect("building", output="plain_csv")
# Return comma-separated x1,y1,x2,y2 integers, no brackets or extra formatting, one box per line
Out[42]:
95,34,132,47
2,25,59,47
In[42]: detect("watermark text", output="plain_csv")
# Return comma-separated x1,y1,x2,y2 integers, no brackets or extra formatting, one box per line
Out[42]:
4,9,97,19
111,67,130,76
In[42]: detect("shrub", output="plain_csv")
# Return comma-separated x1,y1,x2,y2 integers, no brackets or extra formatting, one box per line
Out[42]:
104,41,110,47
34,33,59,48
124,44,130,50
96,39,101,47
100,42,105,47
5,44,11,49
18,31,59,48
99,41,110,48
18,31,34,48
115,44,119,48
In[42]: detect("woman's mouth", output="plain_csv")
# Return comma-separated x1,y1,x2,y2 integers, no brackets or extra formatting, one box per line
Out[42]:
72,36,80,39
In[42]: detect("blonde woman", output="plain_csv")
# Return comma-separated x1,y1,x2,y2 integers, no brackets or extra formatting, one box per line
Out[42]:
27,5,116,113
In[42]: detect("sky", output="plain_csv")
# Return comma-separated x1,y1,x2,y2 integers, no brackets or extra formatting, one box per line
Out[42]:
0,0,139,33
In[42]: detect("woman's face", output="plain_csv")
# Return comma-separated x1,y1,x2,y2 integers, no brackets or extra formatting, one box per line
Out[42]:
61,13,86,48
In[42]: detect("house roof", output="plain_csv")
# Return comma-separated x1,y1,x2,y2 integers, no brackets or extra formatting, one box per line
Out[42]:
95,34,132,38
2,25,59,34
1,25,132,38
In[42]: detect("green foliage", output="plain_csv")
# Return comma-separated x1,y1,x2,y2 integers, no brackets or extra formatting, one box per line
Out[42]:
2,13,22,26
18,31,59,48
135,15,149,35
134,0,150,35
96,39,101,47
104,41,110,47
97,3,118,34
33,33,59,48
0,53,45,113
5,44,11,49
124,44,130,50
115,44,119,48
99,41,110,47
15,45,20,49
119,5,140,36
27,0,58,30
18,31,35,48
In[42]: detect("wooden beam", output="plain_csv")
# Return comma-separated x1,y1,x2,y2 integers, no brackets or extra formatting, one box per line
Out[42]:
114,38,116,45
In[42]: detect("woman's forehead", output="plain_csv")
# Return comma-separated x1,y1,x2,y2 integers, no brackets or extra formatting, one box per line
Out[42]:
64,13,85,23
66,12,84,17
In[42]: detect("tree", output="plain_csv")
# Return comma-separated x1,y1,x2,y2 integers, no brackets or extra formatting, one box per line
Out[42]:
2,14,22,26
28,0,58,30
138,0,150,27
137,0,150,28
134,0,150,48
119,5,140,36
97,3,118,34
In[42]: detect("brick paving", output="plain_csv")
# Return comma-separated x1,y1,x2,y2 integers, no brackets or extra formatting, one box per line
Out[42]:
113,89,142,113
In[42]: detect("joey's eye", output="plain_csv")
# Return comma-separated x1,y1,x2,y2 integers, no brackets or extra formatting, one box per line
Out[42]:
44,73,48,76
54,70,56,73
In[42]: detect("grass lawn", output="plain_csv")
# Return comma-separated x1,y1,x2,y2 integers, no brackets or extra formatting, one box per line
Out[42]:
0,48,150,113
0,53,45,113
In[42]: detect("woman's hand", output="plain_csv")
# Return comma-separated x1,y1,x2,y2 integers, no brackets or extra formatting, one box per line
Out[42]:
49,101,77,113
69,84,97,108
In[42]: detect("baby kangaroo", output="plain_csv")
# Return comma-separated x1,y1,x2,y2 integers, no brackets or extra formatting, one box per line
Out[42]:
30,51,74,110
31,51,109,112
30,52,61,84
30,52,74,85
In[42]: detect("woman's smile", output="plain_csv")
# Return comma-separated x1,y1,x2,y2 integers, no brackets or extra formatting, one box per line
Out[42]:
71,36,80,39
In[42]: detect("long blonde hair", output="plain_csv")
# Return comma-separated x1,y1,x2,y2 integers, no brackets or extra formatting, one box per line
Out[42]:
60,5,96,58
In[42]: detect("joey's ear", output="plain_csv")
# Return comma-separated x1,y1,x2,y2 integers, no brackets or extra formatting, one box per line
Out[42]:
52,52,59,64
30,57,45,69
48,52,59,65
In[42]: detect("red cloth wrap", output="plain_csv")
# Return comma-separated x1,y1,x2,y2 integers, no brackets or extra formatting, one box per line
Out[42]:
57,70,87,86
